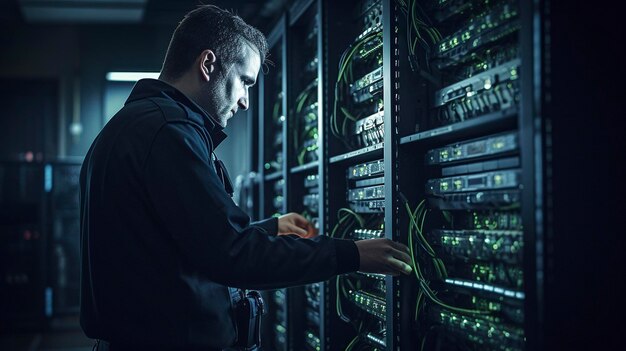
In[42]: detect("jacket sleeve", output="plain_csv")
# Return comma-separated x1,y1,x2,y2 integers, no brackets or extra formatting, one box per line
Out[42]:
250,217,278,236
143,122,359,290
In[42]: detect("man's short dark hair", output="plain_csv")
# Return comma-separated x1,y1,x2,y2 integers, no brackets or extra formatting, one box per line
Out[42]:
161,5,268,81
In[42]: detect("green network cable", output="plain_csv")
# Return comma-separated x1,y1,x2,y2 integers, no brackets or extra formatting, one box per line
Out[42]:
401,193,489,316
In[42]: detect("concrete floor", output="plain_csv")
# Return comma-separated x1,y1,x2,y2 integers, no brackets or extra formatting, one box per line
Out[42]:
0,315,94,351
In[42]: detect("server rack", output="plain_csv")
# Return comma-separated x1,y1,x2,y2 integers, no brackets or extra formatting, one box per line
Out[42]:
254,0,618,349
46,160,82,316
324,0,390,349
286,1,323,350
395,0,530,349
258,15,291,351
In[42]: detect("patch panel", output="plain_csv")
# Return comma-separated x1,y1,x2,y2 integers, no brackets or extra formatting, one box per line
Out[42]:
350,228,384,240
445,261,524,290
426,132,518,165
351,272,386,295
347,290,386,321
435,0,519,61
429,307,525,351
349,199,385,213
364,331,386,348
444,210,523,231
347,184,385,201
347,158,384,180
434,290,524,324
432,229,523,264
426,169,521,195
350,66,384,103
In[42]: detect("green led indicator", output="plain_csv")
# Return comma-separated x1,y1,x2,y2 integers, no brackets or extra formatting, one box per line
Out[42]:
454,179,463,190
494,174,503,185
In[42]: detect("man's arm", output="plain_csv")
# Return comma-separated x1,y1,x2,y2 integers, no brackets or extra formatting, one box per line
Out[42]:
143,122,411,290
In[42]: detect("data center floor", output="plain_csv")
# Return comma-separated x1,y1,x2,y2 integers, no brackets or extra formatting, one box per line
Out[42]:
0,315,93,351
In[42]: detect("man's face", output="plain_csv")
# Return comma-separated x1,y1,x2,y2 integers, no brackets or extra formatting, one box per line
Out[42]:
203,43,261,127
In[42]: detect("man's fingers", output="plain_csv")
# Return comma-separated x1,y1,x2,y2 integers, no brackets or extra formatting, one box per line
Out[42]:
293,213,309,224
391,248,412,266
387,256,413,275
389,240,411,255
290,225,308,236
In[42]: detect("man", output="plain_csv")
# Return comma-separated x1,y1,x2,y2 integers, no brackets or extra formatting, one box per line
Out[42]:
80,5,413,350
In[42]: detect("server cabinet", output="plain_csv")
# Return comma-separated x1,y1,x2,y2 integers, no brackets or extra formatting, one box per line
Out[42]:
286,1,323,350
257,0,620,349
259,15,291,351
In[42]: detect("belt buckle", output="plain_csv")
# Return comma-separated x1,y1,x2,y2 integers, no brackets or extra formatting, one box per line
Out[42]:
247,291,265,315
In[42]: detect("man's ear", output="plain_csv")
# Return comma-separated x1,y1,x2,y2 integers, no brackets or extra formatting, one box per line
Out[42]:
199,49,217,82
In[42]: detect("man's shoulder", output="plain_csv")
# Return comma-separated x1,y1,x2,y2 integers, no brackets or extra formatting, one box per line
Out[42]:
137,96,205,127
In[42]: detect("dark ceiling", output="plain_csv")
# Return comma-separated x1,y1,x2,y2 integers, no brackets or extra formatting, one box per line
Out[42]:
0,0,288,32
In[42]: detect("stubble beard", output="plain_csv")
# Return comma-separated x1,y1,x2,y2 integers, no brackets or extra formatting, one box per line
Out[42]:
203,80,228,128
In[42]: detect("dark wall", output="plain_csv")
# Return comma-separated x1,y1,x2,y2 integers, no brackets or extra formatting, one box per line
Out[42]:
0,22,253,178
0,24,171,158
0,78,57,160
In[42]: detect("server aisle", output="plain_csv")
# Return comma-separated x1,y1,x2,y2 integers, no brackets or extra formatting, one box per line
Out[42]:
0,160,81,332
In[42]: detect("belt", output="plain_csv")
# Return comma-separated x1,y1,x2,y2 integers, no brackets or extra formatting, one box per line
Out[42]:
229,287,245,304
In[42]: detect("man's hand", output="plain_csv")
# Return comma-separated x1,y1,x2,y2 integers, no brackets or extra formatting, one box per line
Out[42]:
355,238,413,276
277,213,318,238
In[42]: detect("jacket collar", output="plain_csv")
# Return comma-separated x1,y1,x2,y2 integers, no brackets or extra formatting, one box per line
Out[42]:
125,78,228,147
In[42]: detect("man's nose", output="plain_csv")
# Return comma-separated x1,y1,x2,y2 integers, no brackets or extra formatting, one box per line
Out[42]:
238,96,249,111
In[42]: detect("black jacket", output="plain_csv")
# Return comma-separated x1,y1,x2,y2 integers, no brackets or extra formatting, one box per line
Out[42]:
79,79,359,348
